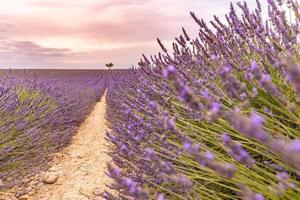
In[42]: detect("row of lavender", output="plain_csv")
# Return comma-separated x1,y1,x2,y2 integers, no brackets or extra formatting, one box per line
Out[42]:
105,0,300,199
0,69,121,189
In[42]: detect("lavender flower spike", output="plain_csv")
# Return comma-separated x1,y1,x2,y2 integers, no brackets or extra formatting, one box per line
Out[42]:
222,133,254,167
225,110,270,143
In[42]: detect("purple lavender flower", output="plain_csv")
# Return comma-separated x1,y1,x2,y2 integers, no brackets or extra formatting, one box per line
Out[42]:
157,193,165,200
269,139,300,174
222,133,254,167
263,107,273,116
269,171,297,195
125,108,132,117
225,110,270,143
211,102,221,113
201,89,211,100
284,140,300,172
157,38,168,53
184,141,236,179
182,27,190,41
163,65,176,79
107,164,149,199
149,101,156,110
250,112,265,126
250,60,288,105
164,65,202,110
287,140,300,153
169,174,193,191
283,61,300,97
167,118,176,129
183,141,201,155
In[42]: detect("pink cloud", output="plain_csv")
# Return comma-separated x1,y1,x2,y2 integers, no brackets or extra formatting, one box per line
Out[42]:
0,39,72,60
0,0,264,69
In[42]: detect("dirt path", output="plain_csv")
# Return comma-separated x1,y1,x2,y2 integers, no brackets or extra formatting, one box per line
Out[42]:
31,92,111,200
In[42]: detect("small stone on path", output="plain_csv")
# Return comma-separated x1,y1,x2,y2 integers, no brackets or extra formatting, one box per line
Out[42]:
42,172,59,184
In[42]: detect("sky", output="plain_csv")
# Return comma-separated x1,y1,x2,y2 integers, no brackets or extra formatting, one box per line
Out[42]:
0,0,265,69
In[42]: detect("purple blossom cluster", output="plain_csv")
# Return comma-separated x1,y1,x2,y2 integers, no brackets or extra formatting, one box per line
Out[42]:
105,0,300,199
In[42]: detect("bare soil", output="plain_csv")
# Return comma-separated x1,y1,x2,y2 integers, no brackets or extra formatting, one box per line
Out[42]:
30,92,111,200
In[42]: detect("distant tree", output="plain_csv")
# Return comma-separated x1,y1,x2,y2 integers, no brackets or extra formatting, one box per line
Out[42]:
105,63,114,69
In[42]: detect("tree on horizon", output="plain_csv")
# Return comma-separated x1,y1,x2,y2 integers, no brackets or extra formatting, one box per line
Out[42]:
105,63,114,69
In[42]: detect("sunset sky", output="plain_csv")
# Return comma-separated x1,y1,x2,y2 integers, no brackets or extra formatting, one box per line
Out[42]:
0,0,265,69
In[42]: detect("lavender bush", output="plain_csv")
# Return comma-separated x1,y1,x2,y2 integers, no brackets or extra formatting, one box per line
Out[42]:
105,0,300,199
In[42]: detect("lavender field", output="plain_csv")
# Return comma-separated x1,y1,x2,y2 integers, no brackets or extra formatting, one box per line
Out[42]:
1,0,300,200
0,69,126,190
